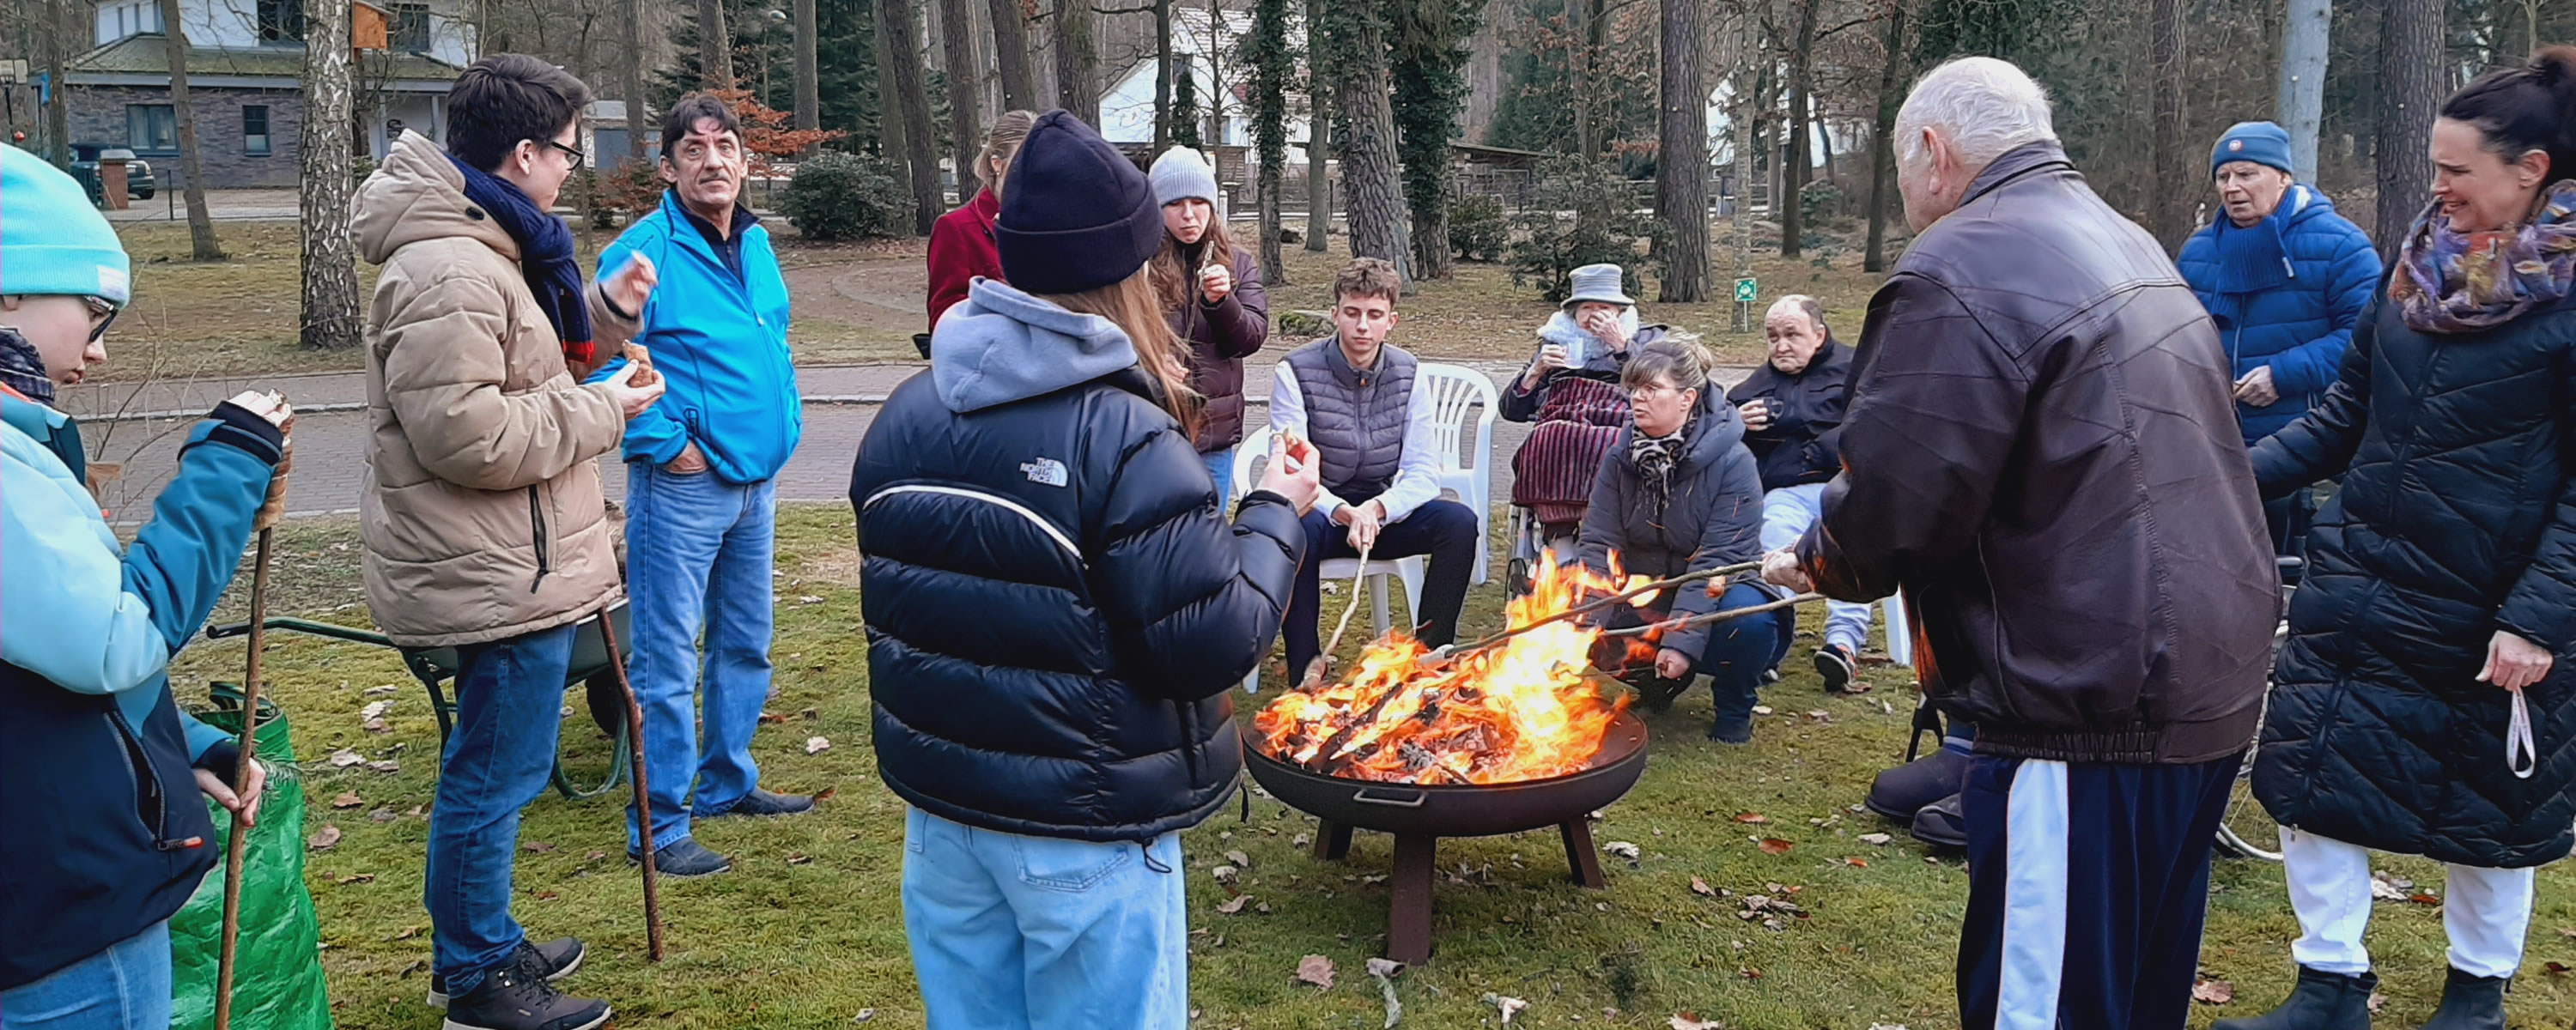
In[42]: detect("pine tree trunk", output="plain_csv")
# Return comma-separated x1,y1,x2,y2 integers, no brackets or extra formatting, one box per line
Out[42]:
1862,0,1907,273
1779,0,1816,257
1304,0,1331,251
623,0,650,162
1335,3,1412,288
1153,0,1174,153
298,0,359,348
938,0,983,197
989,0,1039,111
795,0,822,150
1251,0,1290,282
882,0,946,231
41,0,73,164
2275,0,2330,182
157,0,223,261
1657,0,1709,301
1054,0,1100,123
2149,0,2190,250
699,0,737,88
2375,0,2441,251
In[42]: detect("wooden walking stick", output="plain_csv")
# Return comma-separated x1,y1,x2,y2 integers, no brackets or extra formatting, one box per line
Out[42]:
593,609,665,960
214,437,286,1030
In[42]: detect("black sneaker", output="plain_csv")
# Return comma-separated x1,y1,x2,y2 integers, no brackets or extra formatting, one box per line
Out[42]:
440,943,609,1030
1814,645,1857,694
702,787,815,819
1910,792,1967,850
629,837,732,878
428,937,585,1009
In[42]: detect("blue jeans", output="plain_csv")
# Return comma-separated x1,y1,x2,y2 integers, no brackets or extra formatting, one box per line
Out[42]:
0,921,169,1030
426,621,580,997
1694,581,1795,724
902,808,1187,1030
623,463,780,852
1759,484,1874,653
1202,448,1234,512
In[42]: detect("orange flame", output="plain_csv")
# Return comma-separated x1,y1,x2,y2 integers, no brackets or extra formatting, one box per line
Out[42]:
1254,550,1633,785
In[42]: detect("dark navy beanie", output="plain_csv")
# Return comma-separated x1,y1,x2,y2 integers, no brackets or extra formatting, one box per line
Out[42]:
2212,121,2295,178
995,111,1163,295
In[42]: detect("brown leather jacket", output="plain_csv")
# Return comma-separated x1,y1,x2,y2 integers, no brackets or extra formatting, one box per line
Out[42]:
1795,142,2277,765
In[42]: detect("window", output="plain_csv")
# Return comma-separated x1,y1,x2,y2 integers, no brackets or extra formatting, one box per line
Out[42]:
391,3,432,52
115,5,130,39
243,106,271,156
140,3,162,33
256,0,305,43
126,104,178,152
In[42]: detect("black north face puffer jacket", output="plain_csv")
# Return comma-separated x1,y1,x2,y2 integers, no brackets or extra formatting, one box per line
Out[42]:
851,279,1306,842
2251,282,2576,869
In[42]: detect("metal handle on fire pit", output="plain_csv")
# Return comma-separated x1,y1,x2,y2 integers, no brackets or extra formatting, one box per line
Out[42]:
1352,786,1430,808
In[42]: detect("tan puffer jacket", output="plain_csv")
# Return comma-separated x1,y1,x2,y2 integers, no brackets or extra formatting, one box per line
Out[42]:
353,130,637,648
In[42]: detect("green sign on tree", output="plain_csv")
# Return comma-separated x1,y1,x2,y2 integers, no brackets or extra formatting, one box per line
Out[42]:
1735,277,1758,303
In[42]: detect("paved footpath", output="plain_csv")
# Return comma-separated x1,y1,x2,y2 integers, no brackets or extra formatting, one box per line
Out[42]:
67,359,1755,523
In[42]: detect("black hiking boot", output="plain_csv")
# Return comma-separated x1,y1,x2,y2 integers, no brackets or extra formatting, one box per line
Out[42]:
2416,967,2507,1030
1910,792,1967,849
440,943,610,1030
1866,746,1972,821
2210,966,2378,1030
428,937,585,1009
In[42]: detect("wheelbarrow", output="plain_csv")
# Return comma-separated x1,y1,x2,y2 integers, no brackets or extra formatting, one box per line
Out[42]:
206,605,635,801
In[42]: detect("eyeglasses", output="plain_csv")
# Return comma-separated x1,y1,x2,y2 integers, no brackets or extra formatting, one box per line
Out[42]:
84,297,119,342
536,138,586,170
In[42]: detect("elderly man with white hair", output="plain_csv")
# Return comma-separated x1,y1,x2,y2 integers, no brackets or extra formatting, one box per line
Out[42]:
1763,57,2277,1030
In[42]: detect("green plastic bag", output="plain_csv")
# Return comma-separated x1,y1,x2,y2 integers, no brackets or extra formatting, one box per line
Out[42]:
170,690,336,1030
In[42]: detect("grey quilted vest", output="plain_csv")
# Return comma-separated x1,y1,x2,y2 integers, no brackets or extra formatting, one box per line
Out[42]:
1283,337,1418,500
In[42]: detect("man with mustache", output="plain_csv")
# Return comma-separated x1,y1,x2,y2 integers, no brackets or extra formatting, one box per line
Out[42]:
586,94,809,880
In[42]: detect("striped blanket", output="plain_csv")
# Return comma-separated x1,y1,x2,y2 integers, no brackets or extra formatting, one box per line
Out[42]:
1510,375,1630,526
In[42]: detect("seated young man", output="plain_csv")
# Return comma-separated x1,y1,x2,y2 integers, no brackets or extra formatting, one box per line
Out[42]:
1272,258,1479,685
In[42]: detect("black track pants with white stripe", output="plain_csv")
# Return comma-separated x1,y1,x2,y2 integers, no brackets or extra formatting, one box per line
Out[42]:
1956,753,2240,1030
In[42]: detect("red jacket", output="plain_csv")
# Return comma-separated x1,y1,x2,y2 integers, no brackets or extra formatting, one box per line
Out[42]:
927,189,1003,331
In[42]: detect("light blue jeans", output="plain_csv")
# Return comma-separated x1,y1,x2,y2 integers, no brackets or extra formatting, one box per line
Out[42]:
0,921,168,1030
902,808,1188,1030
1759,483,1874,653
623,462,780,852
1202,448,1235,511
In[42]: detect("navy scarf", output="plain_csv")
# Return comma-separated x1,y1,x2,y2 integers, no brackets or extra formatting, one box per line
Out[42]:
0,329,57,403
447,153,595,365
2206,190,2299,324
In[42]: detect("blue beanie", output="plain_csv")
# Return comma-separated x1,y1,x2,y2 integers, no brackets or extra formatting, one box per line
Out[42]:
996,111,1163,296
2212,121,2295,179
0,144,131,305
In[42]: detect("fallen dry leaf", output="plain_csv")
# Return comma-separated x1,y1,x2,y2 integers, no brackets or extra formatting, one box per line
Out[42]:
1215,894,1252,915
1844,857,1869,868
805,736,831,754
1669,1014,1722,1030
2409,893,2443,906
1367,958,1404,1029
1751,706,1775,716
1255,901,1273,914
367,760,401,774
1604,841,1642,861
330,792,362,809
1225,849,1252,868
1295,954,1335,989
365,684,398,697
386,924,422,941
533,890,558,900
328,749,365,768
1483,993,1528,1024
362,718,391,734
368,808,398,823
307,826,343,851
1858,833,1893,845
2370,870,2413,902
1732,812,1771,824
813,786,837,802
1212,865,1241,882
1757,838,1793,856
334,872,375,885
1365,958,1404,978
758,712,787,724
525,840,557,853
361,700,392,721
1293,833,1313,848
787,853,813,865
1690,876,1716,897
2192,978,2233,1005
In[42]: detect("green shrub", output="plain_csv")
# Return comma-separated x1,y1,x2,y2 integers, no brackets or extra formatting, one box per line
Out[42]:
1277,310,1332,340
1449,194,1509,264
780,152,904,241
1798,179,1844,227
1507,155,1665,304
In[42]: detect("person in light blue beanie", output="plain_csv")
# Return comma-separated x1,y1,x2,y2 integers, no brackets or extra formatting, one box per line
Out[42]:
2174,120,2379,579
1,142,295,1029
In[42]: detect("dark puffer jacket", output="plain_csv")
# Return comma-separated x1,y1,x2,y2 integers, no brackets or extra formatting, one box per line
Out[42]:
1793,142,2278,766
851,279,1306,842
1723,337,1854,491
2250,282,2576,869
1576,389,1765,662
1170,246,1270,454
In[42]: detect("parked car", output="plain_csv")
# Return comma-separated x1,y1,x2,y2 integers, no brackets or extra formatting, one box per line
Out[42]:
70,144,157,202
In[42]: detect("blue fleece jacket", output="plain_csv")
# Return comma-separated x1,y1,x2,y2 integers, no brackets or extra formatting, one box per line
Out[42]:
2175,184,2382,445
588,191,801,482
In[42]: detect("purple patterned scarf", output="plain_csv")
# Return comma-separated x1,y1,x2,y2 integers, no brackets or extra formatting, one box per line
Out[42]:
2391,180,2576,335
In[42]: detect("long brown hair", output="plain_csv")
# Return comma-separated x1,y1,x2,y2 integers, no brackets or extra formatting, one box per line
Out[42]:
1148,214,1239,312
1047,266,1205,436
980,110,1040,199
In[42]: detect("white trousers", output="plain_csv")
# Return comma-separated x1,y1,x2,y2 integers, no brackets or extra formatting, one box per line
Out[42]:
2281,827,2534,978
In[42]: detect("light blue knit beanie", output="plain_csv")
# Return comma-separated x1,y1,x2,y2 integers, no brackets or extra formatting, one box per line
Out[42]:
1,144,132,305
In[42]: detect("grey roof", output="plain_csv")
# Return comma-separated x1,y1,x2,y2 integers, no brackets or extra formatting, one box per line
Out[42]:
71,34,462,82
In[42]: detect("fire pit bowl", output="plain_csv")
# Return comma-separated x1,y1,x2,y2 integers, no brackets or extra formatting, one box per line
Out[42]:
1245,711,1650,965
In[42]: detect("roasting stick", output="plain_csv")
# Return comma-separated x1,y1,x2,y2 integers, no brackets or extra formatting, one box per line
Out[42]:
1299,542,1376,690
215,403,289,1030
1600,591,1825,638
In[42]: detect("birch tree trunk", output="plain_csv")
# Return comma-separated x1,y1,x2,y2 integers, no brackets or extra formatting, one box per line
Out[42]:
300,0,359,348
2275,0,2330,182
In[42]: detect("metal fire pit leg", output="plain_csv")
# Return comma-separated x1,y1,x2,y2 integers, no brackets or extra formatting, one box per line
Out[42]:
1559,820,1607,889
1314,820,1354,861
1386,833,1438,966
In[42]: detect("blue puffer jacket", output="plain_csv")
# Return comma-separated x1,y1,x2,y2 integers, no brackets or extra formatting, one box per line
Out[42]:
850,278,1307,842
588,191,801,483
2175,185,2382,445
0,367,283,988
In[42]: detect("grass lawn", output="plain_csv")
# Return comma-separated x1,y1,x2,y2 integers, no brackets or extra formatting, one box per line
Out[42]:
102,218,1886,381
168,506,2576,1029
